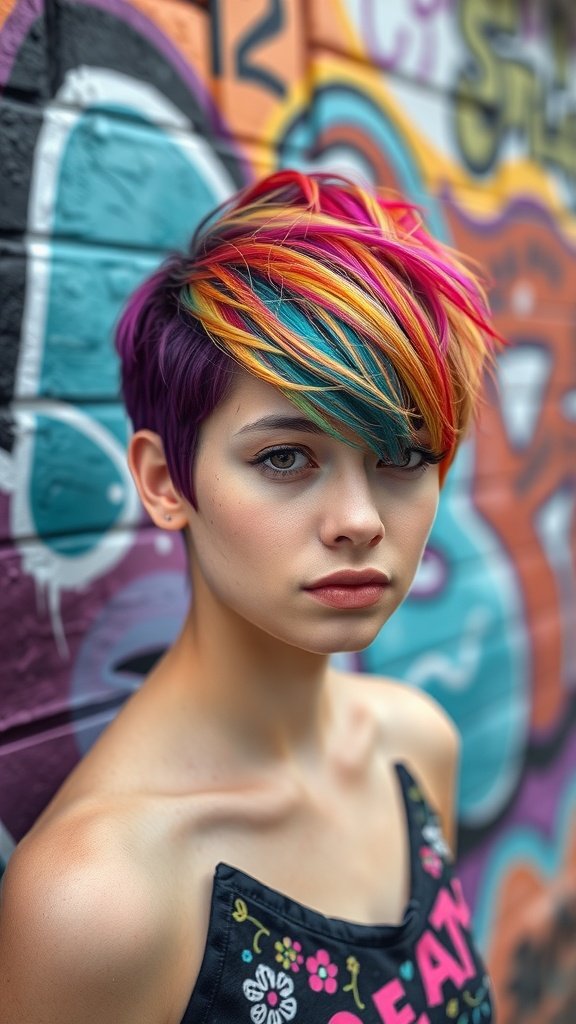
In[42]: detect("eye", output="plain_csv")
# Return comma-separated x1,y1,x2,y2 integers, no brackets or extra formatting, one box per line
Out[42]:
249,445,315,479
268,450,302,470
379,447,444,473
402,449,426,470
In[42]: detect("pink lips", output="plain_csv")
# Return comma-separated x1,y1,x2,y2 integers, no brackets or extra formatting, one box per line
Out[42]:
304,569,390,609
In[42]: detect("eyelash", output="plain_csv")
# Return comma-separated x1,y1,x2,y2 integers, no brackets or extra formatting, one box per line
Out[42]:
249,445,444,479
384,447,446,472
249,446,316,479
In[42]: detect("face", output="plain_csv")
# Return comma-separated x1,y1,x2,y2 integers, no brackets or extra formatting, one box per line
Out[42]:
185,371,440,655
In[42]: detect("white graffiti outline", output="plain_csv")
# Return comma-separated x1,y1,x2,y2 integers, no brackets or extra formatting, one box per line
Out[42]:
495,343,552,449
407,604,491,692
11,67,236,654
12,400,140,655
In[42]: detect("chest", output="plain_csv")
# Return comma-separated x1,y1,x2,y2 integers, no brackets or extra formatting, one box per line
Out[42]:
189,759,411,928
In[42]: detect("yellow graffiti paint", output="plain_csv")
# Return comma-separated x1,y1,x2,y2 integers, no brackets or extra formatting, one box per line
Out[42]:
455,0,576,182
280,53,576,241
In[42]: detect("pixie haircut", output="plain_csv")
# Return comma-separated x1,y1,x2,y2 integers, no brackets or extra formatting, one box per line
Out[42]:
116,170,498,503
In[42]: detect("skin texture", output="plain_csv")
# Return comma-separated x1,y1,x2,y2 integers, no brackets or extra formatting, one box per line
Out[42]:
149,371,441,657
0,371,459,1024
195,375,439,650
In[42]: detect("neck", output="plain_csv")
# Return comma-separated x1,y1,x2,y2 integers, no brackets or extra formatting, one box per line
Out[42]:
165,597,337,767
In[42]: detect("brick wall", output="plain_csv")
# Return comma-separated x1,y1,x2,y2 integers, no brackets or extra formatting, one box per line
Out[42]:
1,1,576,1018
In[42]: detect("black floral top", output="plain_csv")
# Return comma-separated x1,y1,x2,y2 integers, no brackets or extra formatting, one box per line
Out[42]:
180,763,494,1023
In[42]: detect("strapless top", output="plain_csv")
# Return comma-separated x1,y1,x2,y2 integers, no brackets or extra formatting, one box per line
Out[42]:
180,763,493,1023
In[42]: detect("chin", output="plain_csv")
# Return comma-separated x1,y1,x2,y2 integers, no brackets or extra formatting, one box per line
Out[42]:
290,621,388,657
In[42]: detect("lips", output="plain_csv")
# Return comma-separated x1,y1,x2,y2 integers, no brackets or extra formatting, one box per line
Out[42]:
305,569,390,589
303,569,390,610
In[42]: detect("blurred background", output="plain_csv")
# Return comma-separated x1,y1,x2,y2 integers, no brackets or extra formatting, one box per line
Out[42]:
1,0,575,1019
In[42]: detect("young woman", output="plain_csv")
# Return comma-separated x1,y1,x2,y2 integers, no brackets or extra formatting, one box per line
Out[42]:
0,171,497,1023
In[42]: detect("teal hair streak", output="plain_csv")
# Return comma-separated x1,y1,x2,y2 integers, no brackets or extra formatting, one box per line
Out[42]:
246,276,413,462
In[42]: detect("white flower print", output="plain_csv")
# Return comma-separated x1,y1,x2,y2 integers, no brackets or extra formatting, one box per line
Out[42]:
243,963,297,1024
422,817,451,859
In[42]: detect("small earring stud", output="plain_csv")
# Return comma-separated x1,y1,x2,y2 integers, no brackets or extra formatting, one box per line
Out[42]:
164,513,173,522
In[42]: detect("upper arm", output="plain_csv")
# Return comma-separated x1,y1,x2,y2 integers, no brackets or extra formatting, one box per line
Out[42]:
403,686,461,856
0,833,177,1024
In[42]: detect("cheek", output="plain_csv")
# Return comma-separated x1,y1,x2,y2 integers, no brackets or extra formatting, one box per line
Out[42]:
200,482,288,560
393,488,438,551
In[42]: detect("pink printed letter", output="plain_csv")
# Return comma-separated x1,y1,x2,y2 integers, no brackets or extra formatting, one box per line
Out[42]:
416,930,471,1006
429,878,474,978
416,879,476,1005
372,978,430,1024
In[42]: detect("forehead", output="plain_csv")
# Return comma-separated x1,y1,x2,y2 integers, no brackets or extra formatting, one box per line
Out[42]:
204,370,360,445
199,370,425,454
225,371,304,422
199,370,315,433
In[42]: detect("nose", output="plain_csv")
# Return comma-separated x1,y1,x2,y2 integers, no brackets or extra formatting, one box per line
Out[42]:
319,468,384,549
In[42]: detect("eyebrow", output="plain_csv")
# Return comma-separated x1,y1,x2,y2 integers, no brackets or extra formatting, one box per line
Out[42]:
235,415,327,437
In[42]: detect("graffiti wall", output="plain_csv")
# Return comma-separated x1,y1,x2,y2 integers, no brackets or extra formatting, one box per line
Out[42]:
1,0,575,1019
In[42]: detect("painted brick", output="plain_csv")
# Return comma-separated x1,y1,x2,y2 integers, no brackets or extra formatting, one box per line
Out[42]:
4,400,138,544
0,244,25,402
12,241,158,400
0,0,49,100
1,3,576,1013
53,0,218,138
39,110,240,246
0,99,42,230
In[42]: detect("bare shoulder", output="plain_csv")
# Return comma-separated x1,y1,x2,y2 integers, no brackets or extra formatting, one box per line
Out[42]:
336,671,460,852
378,675,459,761
337,670,459,756
0,803,183,1024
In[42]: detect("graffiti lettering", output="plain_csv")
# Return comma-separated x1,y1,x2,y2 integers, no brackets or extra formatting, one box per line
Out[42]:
455,0,576,185
209,0,224,76
236,0,286,97
350,0,452,80
210,0,286,97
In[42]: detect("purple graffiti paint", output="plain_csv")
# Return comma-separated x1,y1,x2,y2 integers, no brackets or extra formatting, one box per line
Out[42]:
0,0,43,87
459,733,576,913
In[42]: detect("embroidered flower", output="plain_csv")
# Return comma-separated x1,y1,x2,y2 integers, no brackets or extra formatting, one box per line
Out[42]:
420,844,443,878
243,963,297,1024
306,948,339,994
274,936,304,972
422,817,451,859
463,979,493,1020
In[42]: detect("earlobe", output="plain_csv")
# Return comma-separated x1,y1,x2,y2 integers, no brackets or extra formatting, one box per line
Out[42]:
128,430,189,530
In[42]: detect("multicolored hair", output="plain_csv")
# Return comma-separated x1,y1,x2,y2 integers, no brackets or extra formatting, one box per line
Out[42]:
116,170,499,503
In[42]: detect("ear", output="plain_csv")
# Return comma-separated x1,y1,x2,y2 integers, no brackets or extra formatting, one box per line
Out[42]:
128,430,189,530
